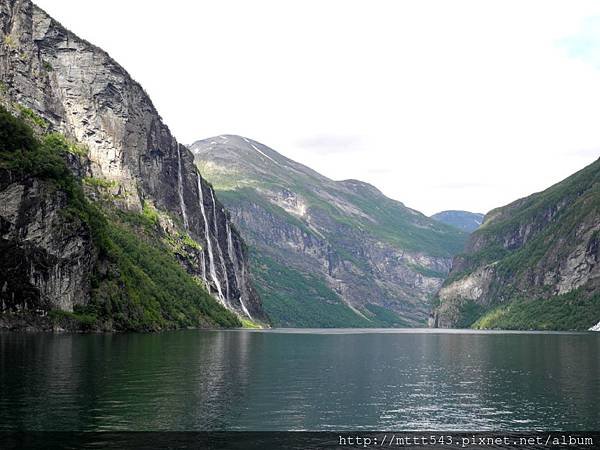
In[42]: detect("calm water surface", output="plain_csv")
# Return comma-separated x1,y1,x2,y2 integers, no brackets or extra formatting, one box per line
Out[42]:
0,328,599,430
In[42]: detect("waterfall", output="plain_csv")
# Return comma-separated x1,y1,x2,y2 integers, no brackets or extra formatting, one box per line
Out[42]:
239,254,253,319
199,250,207,286
210,189,230,300
226,222,238,279
227,222,253,319
239,299,252,319
196,174,225,303
176,144,189,230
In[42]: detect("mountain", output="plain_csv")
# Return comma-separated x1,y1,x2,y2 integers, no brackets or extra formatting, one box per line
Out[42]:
0,0,267,329
434,157,600,331
431,210,484,233
191,135,468,327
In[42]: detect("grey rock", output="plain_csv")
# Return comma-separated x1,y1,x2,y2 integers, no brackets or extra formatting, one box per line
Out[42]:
0,169,94,318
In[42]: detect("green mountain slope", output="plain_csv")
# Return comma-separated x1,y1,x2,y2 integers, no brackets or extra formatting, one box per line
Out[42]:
434,157,600,331
192,135,468,327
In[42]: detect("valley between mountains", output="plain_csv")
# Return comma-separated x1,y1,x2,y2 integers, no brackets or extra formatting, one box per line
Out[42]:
0,0,599,331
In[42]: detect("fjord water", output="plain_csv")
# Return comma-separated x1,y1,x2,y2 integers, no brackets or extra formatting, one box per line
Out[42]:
0,329,598,430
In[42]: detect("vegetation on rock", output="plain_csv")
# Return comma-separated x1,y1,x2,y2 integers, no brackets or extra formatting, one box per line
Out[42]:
435,157,600,331
0,106,240,331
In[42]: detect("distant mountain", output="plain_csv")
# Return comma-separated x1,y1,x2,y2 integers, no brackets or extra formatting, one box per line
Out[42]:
431,211,484,233
191,135,468,327
434,158,600,331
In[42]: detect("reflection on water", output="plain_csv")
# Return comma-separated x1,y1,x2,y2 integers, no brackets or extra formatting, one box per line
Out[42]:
0,329,598,430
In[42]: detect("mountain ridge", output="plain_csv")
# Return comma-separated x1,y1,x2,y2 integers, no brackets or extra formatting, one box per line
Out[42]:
431,210,485,233
192,134,468,327
434,157,600,330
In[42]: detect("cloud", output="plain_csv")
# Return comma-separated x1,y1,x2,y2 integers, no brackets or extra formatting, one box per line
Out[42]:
366,167,395,175
564,147,600,158
433,181,496,190
558,16,600,68
296,135,363,154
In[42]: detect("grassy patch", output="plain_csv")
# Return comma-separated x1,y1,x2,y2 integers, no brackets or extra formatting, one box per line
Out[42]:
42,133,89,157
16,105,48,129
182,233,203,251
240,317,263,329
49,309,97,329
142,202,160,226
84,177,117,189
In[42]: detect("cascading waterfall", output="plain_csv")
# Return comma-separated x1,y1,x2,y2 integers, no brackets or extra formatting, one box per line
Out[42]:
210,189,230,300
176,143,189,230
196,173,225,303
227,221,252,319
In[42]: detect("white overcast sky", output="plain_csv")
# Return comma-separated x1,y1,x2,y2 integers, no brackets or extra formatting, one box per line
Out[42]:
35,0,600,215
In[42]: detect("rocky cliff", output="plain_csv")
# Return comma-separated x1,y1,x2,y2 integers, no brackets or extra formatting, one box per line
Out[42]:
431,210,484,233
192,135,467,327
0,169,94,319
434,157,600,330
0,0,267,328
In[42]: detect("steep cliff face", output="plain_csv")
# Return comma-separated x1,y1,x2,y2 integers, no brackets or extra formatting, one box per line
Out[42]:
192,135,467,327
0,0,266,325
0,103,245,330
434,157,600,330
430,210,484,233
0,169,94,319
